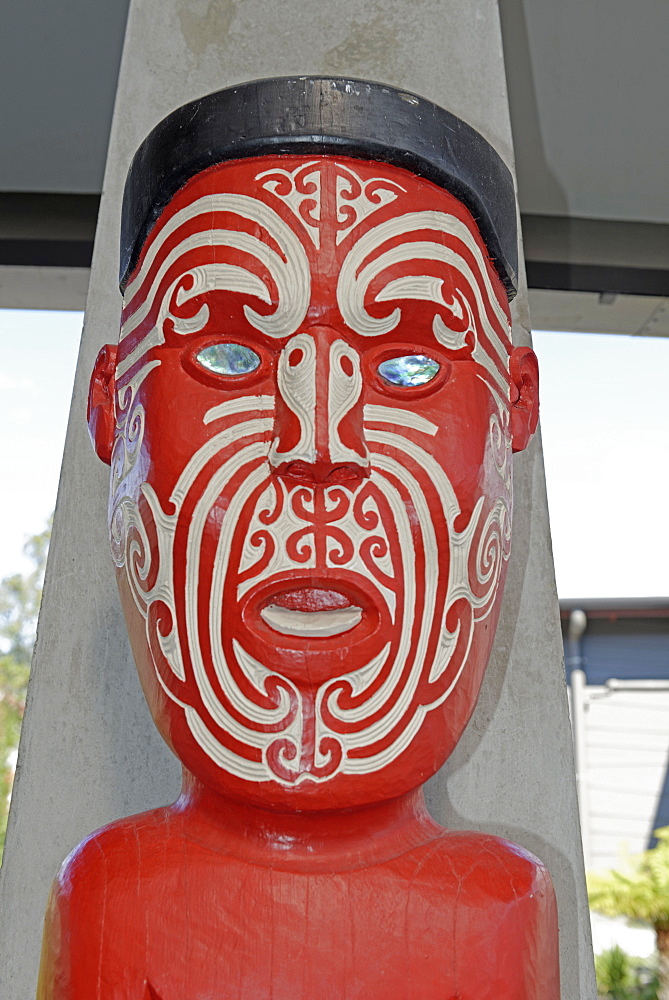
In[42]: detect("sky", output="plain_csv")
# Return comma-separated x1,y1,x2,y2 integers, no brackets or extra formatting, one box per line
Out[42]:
0,310,82,576
536,329,669,598
0,308,667,598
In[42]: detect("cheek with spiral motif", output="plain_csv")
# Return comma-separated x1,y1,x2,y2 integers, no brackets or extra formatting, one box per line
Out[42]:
89,155,539,810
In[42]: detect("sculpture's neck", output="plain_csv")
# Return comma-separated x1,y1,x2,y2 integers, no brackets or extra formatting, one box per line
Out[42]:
173,771,443,871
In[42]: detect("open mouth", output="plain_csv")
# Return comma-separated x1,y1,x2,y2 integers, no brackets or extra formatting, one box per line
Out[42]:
240,580,387,684
259,587,363,638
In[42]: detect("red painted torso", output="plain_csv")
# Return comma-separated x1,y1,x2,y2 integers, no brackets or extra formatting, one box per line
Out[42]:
39,788,559,1000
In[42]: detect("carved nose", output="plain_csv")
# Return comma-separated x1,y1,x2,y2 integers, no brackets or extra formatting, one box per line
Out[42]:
269,327,370,483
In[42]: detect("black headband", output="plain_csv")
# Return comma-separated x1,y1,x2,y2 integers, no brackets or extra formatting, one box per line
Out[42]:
120,76,518,299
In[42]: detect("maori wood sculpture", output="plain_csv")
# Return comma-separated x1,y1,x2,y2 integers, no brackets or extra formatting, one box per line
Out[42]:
38,78,559,999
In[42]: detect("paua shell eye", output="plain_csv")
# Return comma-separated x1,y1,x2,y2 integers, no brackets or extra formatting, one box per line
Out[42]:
196,343,261,376
377,355,440,387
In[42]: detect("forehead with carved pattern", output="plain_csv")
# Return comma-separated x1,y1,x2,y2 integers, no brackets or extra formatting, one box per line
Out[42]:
118,155,513,398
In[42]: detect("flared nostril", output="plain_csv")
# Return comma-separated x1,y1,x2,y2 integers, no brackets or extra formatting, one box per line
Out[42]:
275,461,312,481
325,464,370,484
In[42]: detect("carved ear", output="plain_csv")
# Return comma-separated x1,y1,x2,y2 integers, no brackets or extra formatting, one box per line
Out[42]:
87,344,118,465
509,346,539,454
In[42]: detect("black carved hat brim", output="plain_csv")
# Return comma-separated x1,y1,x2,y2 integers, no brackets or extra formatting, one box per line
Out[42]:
120,76,518,300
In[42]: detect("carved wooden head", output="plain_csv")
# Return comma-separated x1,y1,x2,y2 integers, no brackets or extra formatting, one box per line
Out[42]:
88,79,538,809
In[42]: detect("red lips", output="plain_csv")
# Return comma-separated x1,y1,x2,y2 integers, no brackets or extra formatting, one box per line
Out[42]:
271,588,354,613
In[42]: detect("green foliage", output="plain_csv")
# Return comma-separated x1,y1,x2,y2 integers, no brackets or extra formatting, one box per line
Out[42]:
588,829,669,930
595,946,659,999
589,832,669,998
0,518,50,862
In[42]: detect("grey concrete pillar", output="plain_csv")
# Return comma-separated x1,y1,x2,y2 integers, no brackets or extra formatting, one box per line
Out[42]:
0,2,595,997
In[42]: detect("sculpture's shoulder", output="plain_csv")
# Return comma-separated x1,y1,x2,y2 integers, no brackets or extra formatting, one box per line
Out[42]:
394,827,557,915
411,827,554,897
52,805,177,899
38,808,179,1000
383,829,560,1000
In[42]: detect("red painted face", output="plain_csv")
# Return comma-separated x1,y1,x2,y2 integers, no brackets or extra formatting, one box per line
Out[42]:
89,155,538,810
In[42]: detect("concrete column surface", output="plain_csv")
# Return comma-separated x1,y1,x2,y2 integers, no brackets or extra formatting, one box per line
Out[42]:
0,2,596,997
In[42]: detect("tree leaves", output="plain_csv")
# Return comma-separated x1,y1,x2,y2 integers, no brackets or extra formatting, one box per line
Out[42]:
589,829,669,928
589,830,669,999
0,516,51,860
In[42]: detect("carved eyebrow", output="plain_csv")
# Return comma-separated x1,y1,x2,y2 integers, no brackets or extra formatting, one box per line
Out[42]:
118,192,312,378
204,395,276,424
363,404,438,436
337,210,512,395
